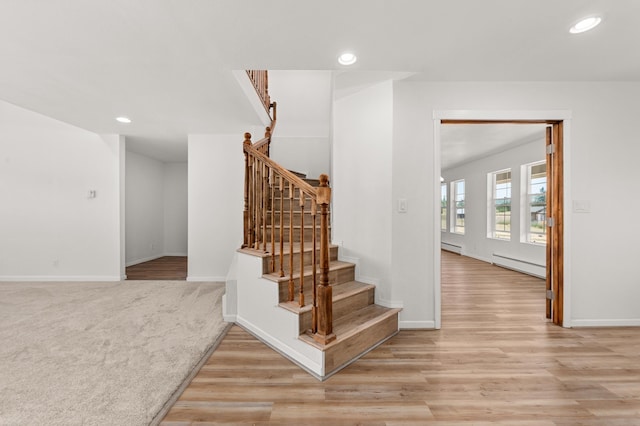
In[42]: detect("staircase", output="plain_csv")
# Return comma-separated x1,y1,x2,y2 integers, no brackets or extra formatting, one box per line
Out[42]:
245,175,400,377
229,71,400,379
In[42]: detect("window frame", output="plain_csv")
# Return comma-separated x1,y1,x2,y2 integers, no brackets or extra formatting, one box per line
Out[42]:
450,179,465,235
441,182,448,232
521,160,547,245
487,168,512,241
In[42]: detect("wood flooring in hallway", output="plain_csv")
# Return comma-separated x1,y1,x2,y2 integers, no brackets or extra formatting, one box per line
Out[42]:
161,251,640,425
125,256,187,280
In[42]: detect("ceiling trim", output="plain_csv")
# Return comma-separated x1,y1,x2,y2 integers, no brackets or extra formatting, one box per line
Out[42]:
433,110,572,121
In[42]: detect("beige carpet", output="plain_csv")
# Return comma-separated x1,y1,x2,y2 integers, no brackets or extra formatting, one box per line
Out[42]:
0,280,229,425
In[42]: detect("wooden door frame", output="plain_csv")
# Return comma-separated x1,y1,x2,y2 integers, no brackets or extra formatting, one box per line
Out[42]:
433,110,572,328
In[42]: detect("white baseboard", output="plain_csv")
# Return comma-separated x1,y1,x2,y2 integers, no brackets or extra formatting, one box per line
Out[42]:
187,276,226,282
223,314,237,322
222,294,237,322
0,275,122,282
441,242,462,254
163,252,188,257
492,253,545,279
377,297,403,309
399,320,436,329
570,319,640,327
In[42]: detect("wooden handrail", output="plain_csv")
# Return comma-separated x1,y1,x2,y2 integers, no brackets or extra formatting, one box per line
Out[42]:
241,86,333,342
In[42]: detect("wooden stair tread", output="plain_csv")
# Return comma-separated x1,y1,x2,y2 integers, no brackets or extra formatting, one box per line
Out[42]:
268,210,325,215
262,260,354,283
268,242,338,256
268,224,331,229
238,243,338,257
278,281,375,314
299,304,402,351
288,170,307,179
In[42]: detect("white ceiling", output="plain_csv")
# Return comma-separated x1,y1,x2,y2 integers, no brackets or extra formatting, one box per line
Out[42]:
1,1,638,162
440,124,547,170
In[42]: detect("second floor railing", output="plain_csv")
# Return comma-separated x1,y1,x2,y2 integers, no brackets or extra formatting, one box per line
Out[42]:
246,70,271,117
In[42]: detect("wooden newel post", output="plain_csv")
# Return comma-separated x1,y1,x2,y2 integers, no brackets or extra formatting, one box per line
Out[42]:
242,133,251,248
314,174,336,344
265,126,271,157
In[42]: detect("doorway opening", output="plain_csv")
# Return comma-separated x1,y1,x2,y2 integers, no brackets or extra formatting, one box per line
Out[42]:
436,116,567,328
124,152,189,281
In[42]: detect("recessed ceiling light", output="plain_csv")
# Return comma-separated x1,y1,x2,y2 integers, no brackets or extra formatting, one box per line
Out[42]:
338,52,357,66
115,116,131,123
570,16,602,34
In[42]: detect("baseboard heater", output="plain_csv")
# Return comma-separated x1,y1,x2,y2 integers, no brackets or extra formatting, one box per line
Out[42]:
492,253,545,279
441,242,462,254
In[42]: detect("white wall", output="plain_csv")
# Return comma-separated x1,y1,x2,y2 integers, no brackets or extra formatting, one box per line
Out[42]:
441,139,546,267
268,71,332,180
0,100,123,280
332,80,394,304
188,134,243,281
270,136,330,179
390,81,640,327
164,162,188,256
125,151,165,265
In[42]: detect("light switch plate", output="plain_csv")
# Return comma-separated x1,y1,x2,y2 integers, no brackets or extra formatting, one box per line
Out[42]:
398,198,408,213
573,200,591,213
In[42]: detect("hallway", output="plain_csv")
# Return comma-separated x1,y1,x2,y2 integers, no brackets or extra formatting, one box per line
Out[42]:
125,256,187,280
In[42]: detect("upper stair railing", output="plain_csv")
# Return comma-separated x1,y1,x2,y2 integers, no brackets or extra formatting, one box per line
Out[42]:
246,70,271,118
242,70,335,344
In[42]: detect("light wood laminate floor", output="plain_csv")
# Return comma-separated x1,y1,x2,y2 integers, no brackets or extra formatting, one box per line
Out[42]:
162,251,640,425
126,256,187,280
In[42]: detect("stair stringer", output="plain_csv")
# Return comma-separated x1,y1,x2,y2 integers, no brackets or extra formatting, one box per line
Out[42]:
233,250,326,378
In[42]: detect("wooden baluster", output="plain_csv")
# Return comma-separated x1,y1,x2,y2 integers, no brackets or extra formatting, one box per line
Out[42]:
270,172,276,272
279,176,285,277
314,174,336,344
265,126,271,158
299,193,305,307
264,71,270,116
262,162,268,252
242,133,251,248
248,154,255,249
254,158,262,249
288,183,295,302
311,201,318,333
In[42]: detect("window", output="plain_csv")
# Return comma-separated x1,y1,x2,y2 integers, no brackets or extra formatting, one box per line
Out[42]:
441,183,447,231
451,179,465,234
488,169,511,240
524,161,547,244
